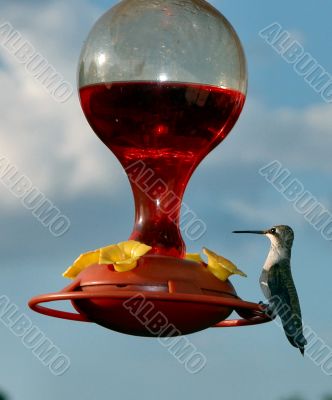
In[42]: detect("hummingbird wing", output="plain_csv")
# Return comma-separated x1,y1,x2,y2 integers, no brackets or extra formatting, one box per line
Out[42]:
268,261,307,354
259,269,271,300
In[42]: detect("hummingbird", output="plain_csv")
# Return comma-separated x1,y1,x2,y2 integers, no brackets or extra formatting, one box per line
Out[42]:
233,225,307,355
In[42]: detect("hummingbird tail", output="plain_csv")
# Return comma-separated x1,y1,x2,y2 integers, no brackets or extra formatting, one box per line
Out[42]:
278,309,307,355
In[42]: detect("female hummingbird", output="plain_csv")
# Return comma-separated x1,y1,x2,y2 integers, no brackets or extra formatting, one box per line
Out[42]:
233,225,307,355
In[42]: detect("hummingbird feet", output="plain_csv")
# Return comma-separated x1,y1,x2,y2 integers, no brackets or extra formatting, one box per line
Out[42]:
258,301,276,318
258,301,268,309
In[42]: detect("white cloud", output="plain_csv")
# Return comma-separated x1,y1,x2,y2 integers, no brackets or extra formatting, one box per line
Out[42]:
207,97,332,173
0,1,123,211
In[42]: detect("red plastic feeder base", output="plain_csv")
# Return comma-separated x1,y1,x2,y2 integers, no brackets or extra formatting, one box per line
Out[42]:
29,255,272,336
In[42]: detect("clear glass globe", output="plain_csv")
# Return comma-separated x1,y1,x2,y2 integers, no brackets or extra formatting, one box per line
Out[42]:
78,0,247,92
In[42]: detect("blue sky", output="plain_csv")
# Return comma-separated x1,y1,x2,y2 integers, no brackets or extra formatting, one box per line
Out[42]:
0,0,332,399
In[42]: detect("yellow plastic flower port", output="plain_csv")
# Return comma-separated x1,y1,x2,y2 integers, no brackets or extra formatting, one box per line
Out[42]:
100,241,152,272
62,250,100,279
185,253,203,263
63,240,152,279
202,247,247,282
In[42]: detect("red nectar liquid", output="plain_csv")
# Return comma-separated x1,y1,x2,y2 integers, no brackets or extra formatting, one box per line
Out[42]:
80,81,245,257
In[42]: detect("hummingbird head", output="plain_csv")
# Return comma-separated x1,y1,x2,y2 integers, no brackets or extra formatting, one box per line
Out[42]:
233,225,294,252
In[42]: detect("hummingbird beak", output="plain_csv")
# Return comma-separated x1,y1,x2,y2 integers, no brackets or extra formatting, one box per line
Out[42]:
232,230,266,235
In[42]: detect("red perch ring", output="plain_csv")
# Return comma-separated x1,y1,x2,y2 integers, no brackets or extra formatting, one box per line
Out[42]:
29,255,273,336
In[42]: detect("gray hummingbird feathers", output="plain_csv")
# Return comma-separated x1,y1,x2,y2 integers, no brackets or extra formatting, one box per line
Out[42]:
233,225,307,355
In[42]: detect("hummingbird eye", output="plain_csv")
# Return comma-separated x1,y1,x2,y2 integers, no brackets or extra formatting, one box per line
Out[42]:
270,228,276,234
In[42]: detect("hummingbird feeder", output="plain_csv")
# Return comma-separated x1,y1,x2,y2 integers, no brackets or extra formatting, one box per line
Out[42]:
29,0,273,336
